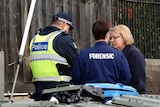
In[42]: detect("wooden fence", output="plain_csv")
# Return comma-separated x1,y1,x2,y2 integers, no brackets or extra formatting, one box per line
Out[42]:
0,0,160,93
0,0,111,93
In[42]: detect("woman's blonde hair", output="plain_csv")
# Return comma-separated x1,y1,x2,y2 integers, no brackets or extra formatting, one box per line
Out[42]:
110,24,134,45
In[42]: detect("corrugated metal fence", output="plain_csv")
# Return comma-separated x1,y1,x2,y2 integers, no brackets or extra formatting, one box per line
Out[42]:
0,0,159,93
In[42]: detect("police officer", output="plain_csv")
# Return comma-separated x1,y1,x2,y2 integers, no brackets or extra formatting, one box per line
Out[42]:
29,12,78,101
72,21,131,85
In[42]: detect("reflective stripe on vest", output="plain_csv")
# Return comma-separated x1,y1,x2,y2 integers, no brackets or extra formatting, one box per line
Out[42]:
34,76,72,82
30,54,67,64
32,30,63,42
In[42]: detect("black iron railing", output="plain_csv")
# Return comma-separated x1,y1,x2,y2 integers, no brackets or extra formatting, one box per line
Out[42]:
112,0,160,58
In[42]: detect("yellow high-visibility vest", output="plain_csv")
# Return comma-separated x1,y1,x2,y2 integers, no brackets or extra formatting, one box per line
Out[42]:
29,31,71,82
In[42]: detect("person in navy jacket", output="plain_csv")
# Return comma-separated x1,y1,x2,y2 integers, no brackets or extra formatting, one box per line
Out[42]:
29,12,78,101
110,24,146,94
71,21,131,85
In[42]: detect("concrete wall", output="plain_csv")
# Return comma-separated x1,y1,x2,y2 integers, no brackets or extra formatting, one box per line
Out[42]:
146,59,160,94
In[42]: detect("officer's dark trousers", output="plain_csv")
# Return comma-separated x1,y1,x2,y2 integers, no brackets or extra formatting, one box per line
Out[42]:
31,81,66,101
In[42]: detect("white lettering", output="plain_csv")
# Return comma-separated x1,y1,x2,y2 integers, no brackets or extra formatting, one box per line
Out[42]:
32,42,48,51
89,53,114,59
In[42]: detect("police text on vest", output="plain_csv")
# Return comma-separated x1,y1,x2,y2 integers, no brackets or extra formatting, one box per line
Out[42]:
32,42,48,51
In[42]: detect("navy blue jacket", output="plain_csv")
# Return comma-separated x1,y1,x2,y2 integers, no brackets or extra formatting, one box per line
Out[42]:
122,45,146,94
72,41,131,85
37,26,78,71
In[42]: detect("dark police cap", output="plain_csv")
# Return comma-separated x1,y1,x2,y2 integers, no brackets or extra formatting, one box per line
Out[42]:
53,12,75,30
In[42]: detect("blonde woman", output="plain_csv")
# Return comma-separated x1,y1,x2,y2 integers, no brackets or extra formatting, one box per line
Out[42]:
110,24,146,94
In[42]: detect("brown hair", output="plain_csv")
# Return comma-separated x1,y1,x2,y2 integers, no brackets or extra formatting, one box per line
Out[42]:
92,21,109,40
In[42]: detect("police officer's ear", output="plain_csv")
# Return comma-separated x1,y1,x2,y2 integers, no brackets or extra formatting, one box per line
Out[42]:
61,22,70,33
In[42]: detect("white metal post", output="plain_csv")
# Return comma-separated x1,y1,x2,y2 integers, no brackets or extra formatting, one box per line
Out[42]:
9,0,37,103
0,51,4,100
